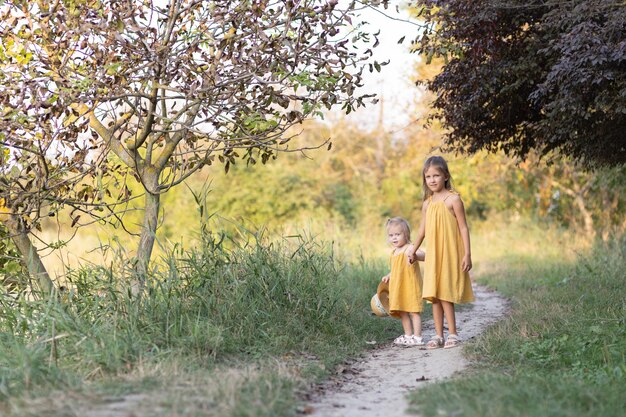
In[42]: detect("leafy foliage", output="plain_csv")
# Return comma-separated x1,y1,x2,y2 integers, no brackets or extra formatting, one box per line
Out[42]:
0,223,26,291
0,0,382,278
410,0,626,168
102,118,625,263
1,0,379,193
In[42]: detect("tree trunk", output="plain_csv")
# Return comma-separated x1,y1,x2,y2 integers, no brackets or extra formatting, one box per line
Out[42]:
574,194,595,239
551,177,595,239
134,171,161,292
1,214,54,296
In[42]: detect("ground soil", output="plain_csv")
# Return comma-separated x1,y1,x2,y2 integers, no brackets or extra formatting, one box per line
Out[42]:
303,284,509,417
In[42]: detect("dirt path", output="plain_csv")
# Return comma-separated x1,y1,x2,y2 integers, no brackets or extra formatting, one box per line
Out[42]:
305,284,508,417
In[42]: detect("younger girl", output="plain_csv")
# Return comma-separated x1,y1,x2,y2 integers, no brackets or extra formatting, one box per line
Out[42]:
381,217,426,346
409,156,474,349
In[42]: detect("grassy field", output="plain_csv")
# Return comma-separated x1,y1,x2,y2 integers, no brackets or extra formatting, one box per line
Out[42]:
409,223,625,417
0,230,413,417
2,219,624,416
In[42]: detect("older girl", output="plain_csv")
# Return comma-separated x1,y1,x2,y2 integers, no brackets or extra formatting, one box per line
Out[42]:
409,156,474,349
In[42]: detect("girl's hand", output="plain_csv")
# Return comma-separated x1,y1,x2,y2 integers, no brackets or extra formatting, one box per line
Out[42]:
405,244,418,264
407,250,417,264
462,254,472,272
382,275,390,283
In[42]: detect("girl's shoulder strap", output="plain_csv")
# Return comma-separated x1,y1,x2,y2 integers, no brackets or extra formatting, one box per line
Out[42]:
402,244,414,257
443,191,460,202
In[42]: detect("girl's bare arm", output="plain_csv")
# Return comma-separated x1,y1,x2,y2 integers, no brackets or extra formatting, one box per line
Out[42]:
408,202,428,263
451,196,472,272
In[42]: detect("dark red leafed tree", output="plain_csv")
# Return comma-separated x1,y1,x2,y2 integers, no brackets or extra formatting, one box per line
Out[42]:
409,0,626,168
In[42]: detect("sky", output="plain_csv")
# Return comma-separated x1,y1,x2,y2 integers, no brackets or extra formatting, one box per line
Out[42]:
333,1,425,133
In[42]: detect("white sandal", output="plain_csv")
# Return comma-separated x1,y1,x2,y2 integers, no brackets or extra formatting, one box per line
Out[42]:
444,334,462,349
393,335,409,346
403,335,424,347
426,336,444,349
411,335,425,346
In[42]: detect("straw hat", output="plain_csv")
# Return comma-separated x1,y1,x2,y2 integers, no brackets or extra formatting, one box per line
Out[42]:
370,281,390,317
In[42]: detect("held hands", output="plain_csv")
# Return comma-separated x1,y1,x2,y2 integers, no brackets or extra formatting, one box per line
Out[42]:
462,254,472,272
407,244,416,264
407,246,425,264
382,274,390,283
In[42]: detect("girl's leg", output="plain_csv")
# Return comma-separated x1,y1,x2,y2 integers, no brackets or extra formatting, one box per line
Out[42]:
393,312,412,345
432,301,444,337
426,301,445,349
441,301,457,335
409,312,422,337
399,312,412,336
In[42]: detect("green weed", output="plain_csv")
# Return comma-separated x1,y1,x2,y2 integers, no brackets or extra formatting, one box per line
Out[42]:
408,234,626,417
0,231,399,416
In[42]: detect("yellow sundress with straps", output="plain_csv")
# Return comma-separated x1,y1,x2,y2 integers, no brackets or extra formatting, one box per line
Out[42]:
423,193,474,304
388,246,423,318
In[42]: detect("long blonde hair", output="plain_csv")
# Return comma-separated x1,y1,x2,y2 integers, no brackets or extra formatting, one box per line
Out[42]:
422,156,453,200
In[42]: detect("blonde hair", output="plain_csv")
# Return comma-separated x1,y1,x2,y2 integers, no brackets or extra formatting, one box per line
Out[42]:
422,156,453,200
386,217,411,241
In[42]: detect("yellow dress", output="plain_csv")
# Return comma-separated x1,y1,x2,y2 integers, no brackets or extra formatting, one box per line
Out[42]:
389,248,424,318
423,196,475,304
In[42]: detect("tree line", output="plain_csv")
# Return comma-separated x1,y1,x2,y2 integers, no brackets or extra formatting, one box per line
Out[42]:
1,0,624,296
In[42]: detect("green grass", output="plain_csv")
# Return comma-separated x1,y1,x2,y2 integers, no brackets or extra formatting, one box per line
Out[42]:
7,218,618,417
0,231,408,416
408,231,626,417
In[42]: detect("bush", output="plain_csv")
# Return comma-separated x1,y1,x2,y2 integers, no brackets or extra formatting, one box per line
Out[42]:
0,232,390,399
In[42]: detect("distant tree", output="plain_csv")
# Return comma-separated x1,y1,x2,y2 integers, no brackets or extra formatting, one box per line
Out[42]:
409,0,626,168
1,0,381,288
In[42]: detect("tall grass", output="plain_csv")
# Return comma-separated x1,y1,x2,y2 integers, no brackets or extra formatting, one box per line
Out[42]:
0,230,398,415
408,230,625,417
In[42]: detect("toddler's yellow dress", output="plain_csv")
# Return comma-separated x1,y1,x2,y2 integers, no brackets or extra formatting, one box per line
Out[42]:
388,248,423,318
423,195,475,304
